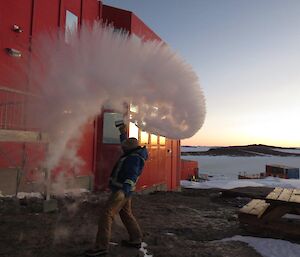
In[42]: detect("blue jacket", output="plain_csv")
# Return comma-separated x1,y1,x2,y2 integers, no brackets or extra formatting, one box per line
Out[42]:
109,134,148,196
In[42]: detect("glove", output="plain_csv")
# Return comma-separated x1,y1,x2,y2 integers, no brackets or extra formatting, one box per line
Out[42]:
119,124,127,134
122,183,131,197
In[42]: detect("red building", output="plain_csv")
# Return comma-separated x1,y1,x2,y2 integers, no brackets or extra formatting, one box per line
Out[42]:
0,0,182,195
180,160,199,181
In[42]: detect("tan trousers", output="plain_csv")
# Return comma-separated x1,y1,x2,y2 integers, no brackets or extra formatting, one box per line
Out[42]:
95,190,142,249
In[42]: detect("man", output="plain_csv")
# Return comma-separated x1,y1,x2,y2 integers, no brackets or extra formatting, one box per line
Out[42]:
86,124,148,256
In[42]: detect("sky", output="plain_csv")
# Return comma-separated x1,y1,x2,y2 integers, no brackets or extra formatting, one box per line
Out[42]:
103,0,300,147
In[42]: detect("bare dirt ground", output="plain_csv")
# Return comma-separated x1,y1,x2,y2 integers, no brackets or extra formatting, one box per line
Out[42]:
0,187,293,257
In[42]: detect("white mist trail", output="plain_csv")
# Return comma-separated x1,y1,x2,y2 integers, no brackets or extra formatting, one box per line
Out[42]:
29,23,206,171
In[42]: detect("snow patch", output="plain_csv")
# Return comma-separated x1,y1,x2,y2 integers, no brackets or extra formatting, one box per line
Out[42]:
17,192,43,199
181,146,211,152
222,235,300,257
0,189,89,198
273,148,300,154
181,176,300,190
165,232,176,236
181,155,300,180
140,242,153,257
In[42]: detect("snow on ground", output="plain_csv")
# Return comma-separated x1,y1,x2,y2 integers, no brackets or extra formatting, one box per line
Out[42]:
181,146,211,152
274,148,300,154
181,176,300,190
139,242,152,257
0,192,44,199
221,235,300,257
16,192,43,199
181,155,300,180
181,146,300,155
0,189,90,198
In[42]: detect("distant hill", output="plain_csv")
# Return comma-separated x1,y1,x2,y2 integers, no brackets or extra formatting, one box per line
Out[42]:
181,144,300,157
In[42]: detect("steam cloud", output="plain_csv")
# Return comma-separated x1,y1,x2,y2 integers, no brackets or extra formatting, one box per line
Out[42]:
28,23,206,171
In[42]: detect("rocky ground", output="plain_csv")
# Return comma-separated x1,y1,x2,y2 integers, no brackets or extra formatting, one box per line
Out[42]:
0,187,294,257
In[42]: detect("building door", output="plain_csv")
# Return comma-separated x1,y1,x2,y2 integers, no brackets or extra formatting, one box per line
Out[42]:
94,112,123,191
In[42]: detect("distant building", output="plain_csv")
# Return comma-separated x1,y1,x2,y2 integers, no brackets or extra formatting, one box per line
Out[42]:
266,164,299,179
181,160,199,180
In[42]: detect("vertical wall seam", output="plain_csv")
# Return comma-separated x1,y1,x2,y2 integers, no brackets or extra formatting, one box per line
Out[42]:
99,1,102,21
80,0,83,26
29,0,35,40
58,0,62,27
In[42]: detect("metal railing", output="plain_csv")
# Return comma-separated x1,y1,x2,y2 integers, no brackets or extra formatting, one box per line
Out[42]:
0,86,45,196
0,86,39,130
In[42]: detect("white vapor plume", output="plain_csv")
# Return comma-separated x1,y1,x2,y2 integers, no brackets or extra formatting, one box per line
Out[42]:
28,22,206,172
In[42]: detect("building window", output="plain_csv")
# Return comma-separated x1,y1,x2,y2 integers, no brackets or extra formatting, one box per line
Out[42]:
65,10,78,43
140,131,149,145
159,136,166,146
129,122,139,139
102,112,123,144
150,134,158,145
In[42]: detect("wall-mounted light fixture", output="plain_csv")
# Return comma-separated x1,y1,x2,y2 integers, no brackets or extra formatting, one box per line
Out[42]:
5,48,22,58
12,24,23,33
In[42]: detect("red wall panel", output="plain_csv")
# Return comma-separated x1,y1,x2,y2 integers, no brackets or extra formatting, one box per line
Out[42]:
137,140,179,191
32,0,60,35
181,160,198,180
0,142,23,168
81,0,100,23
137,161,150,190
0,0,32,90
102,5,131,31
174,140,181,188
30,0,60,93
76,119,95,176
158,145,167,184
0,142,46,185
131,14,161,41
60,0,81,28
24,143,47,181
